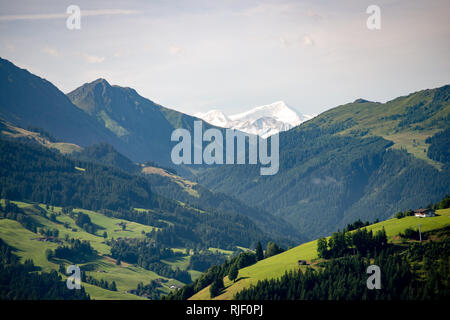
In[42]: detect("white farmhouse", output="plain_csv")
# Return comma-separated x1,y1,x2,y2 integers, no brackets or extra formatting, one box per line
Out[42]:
414,208,435,218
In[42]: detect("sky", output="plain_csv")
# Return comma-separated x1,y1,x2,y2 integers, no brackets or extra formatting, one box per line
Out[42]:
0,0,449,116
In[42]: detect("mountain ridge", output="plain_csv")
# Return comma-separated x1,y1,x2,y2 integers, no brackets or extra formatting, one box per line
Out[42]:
0,57,123,149
1,56,448,242
0,57,220,171
194,84,450,239
195,101,313,137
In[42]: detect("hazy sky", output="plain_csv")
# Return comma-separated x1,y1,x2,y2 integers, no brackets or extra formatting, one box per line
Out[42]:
0,0,449,116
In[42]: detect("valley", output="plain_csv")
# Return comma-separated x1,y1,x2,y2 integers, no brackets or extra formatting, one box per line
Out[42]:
0,56,448,301
194,86,450,239
189,206,450,300
0,199,236,299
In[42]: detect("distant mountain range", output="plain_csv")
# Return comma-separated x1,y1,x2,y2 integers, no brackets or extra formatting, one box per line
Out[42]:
0,56,448,241
0,57,304,244
0,57,216,170
0,58,119,148
195,101,313,137
196,85,450,239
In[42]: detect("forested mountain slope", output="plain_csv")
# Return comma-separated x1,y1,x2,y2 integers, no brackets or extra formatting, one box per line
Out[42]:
195,85,450,239
186,200,450,300
0,138,273,250
0,57,218,171
69,142,305,244
0,58,123,150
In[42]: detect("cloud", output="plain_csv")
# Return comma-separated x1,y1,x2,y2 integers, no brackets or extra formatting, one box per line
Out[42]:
4,43,15,51
279,35,315,47
279,37,290,47
42,47,60,57
238,3,296,17
0,9,140,21
79,9,140,17
84,54,105,64
303,35,315,46
169,46,184,57
306,10,324,21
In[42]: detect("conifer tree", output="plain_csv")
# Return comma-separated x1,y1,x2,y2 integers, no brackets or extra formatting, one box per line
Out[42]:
255,242,264,261
228,264,239,282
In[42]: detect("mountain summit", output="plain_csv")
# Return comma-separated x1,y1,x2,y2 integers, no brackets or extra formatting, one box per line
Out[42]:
195,101,312,137
194,110,232,128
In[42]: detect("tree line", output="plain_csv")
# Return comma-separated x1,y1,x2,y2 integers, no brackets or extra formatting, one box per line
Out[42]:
0,138,270,251
48,239,96,263
165,241,285,300
235,238,449,300
0,200,38,233
317,227,387,259
109,237,191,283
0,238,90,300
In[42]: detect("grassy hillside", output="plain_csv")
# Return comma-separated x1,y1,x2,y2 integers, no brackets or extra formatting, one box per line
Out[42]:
0,119,83,155
196,85,450,240
307,85,450,168
0,137,274,250
0,199,224,300
190,207,450,300
142,163,305,245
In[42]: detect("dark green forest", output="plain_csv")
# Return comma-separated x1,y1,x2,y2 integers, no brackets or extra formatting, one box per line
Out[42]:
0,138,156,210
196,125,450,239
73,141,303,244
426,128,450,165
109,237,191,282
0,138,271,250
234,238,450,300
193,85,450,240
0,238,90,300
165,241,279,300
0,56,448,301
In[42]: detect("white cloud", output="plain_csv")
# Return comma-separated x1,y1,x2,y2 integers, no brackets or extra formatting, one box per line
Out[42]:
81,9,140,17
169,46,184,57
84,54,105,64
42,47,60,57
303,35,315,46
238,3,296,17
2,0,448,117
306,10,324,21
279,35,315,47
279,37,290,47
5,43,15,52
0,9,140,21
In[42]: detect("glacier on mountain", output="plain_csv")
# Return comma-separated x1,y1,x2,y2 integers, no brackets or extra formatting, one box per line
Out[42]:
194,101,313,138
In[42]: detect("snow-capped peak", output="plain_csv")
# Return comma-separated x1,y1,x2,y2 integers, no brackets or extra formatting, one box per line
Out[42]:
194,101,313,138
229,101,304,127
194,109,231,128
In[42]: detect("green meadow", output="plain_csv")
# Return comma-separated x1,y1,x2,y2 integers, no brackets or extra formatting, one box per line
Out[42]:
190,207,450,300
0,199,211,300
2,198,448,300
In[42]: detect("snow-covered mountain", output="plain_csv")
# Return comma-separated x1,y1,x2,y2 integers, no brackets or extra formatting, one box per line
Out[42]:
194,101,313,138
195,110,233,128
